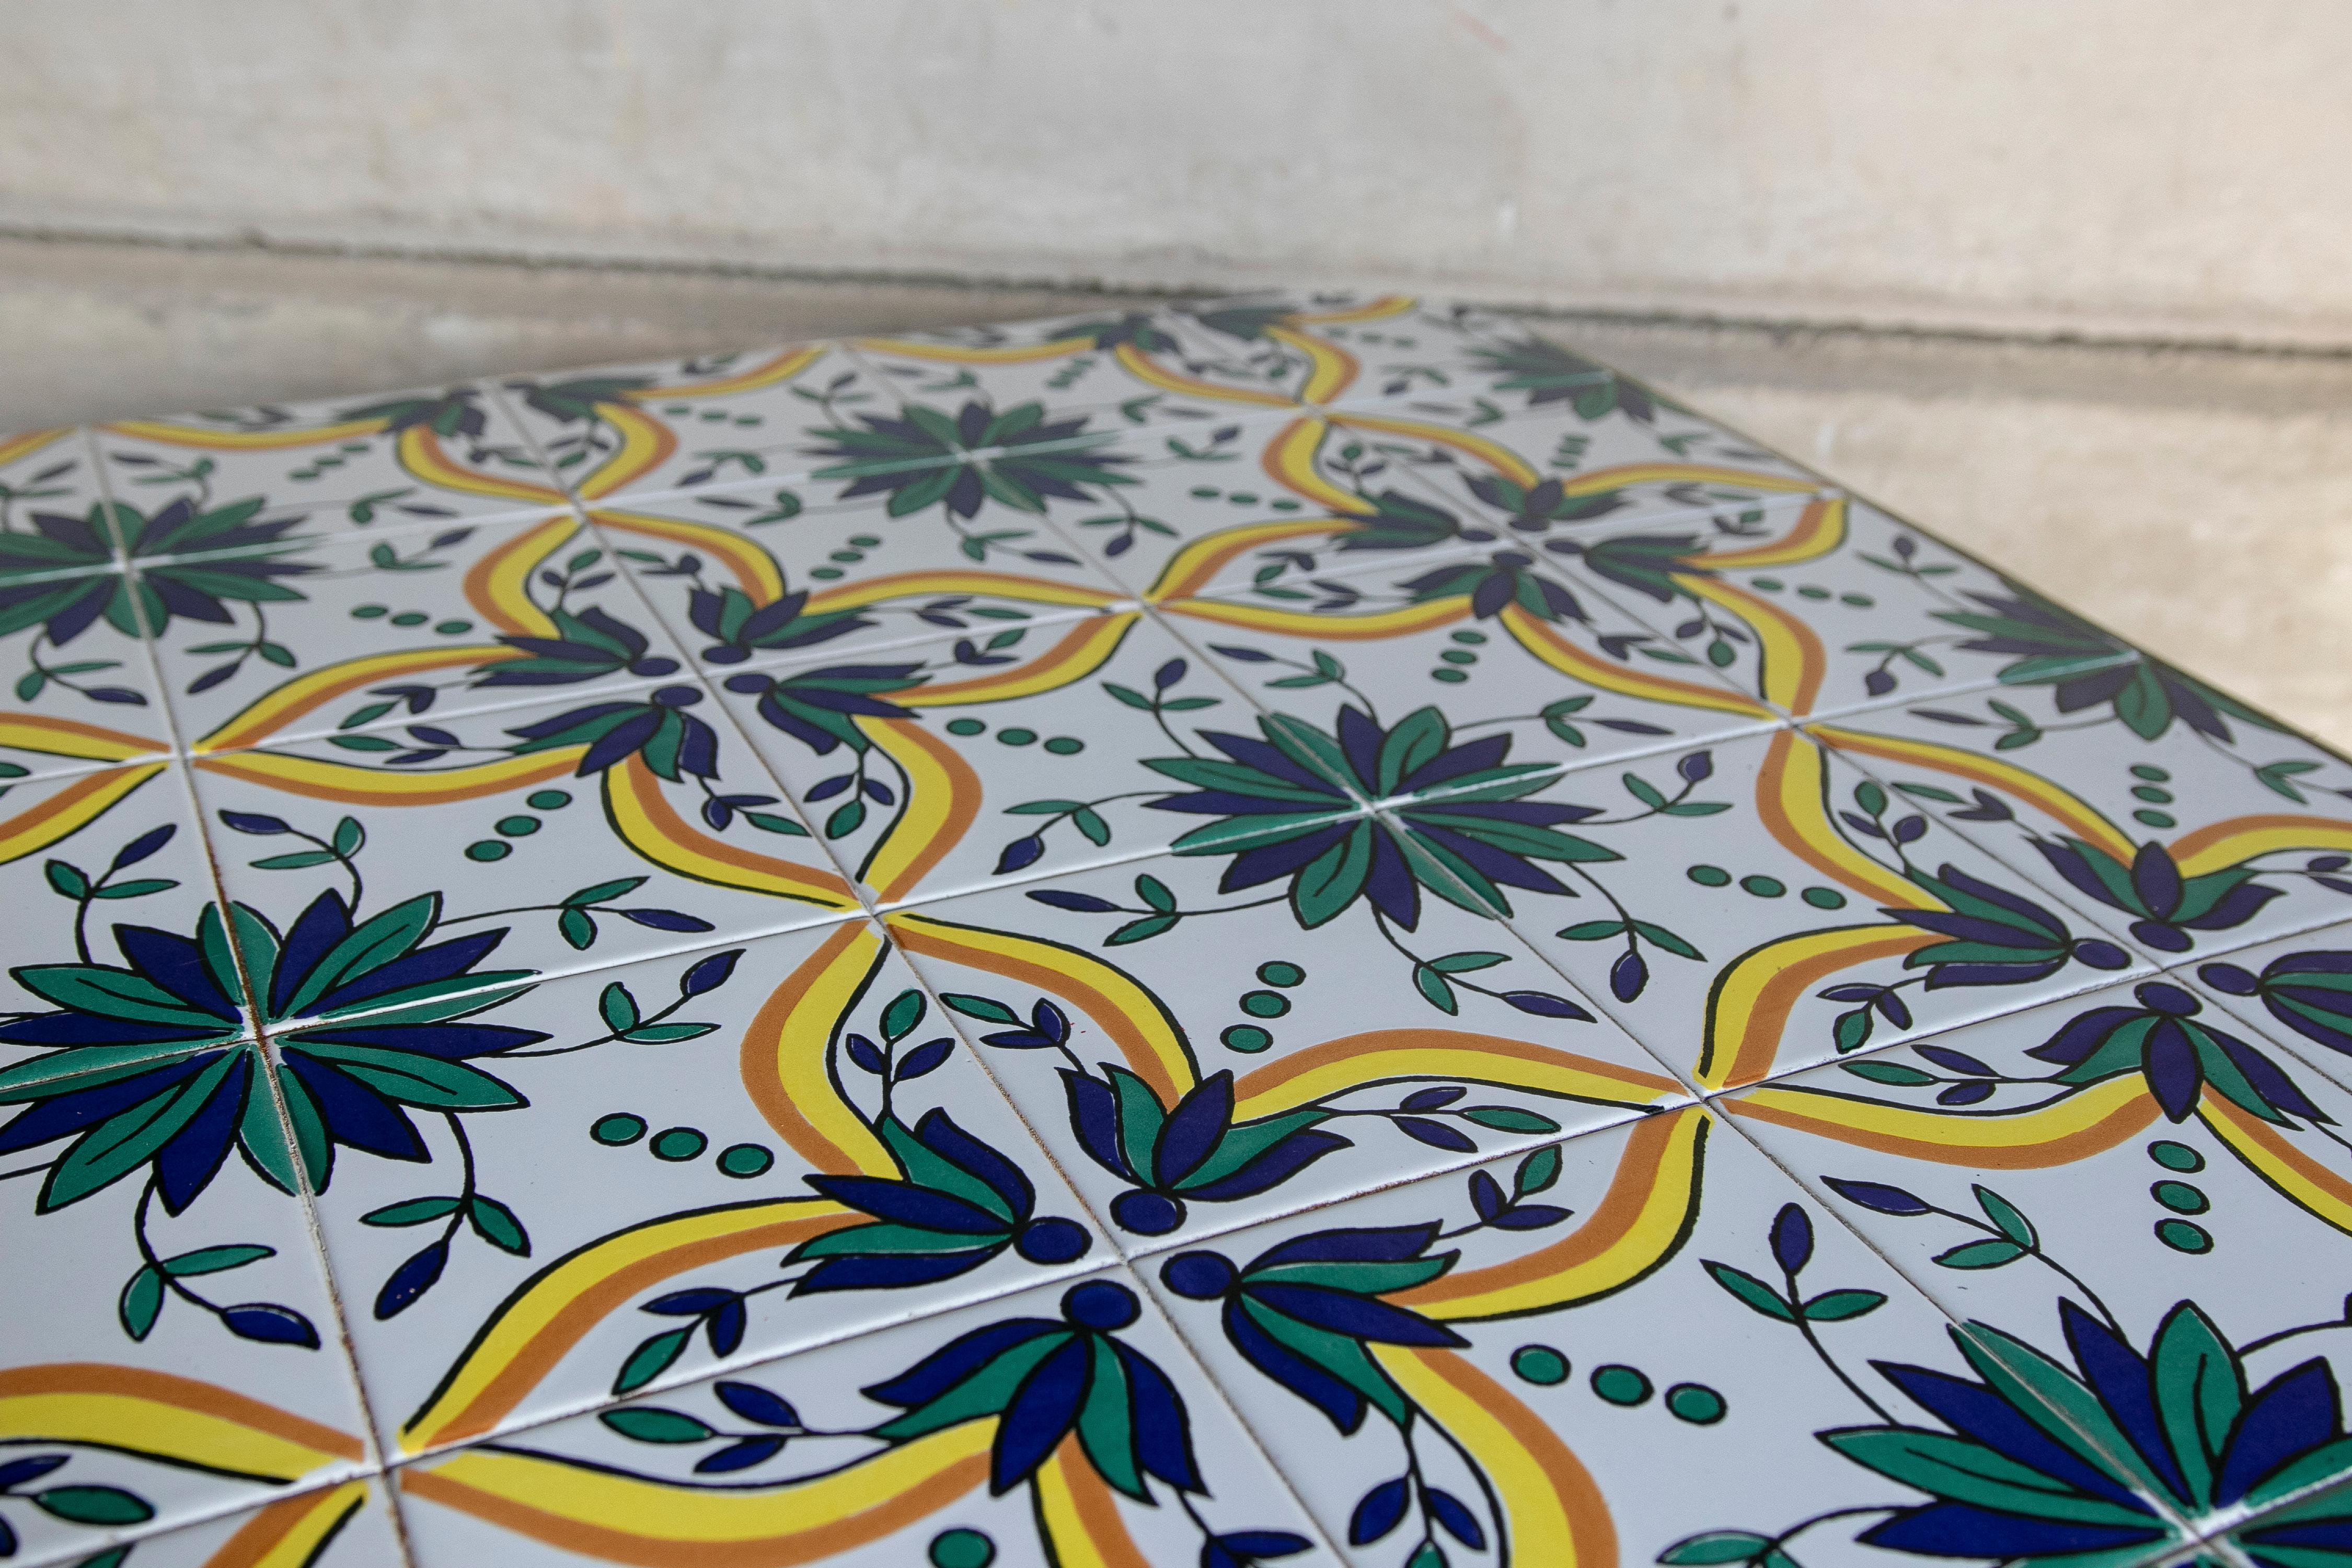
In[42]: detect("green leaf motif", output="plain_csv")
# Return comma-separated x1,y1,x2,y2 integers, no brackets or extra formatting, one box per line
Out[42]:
940,994,1019,1025
1935,1239,2028,1270
1465,1106,1561,1135
1516,1145,1562,1196
1413,966,1459,1014
1703,1261,1796,1321
599,1406,715,1444
469,1195,531,1255
881,989,927,1043
1973,1186,2038,1249
33,1486,154,1527
161,1243,274,1277
599,983,640,1034
1658,1530,1775,1565
1802,1289,1887,1321
613,1328,693,1396
119,1266,164,1341
362,1197,461,1227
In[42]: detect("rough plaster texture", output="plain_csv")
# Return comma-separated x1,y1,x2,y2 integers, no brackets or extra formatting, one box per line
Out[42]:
6,2,2351,344
3,239,2345,753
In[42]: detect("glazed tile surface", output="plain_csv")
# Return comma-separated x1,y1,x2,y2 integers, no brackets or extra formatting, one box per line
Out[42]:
4,294,2348,1568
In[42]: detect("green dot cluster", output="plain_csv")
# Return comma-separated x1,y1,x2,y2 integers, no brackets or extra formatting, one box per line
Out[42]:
1687,864,1845,908
1746,577,1873,608
352,603,475,636
464,789,574,862
1186,485,1301,512
1223,962,1305,1053
809,533,883,582
938,716,1083,753
2128,763,2176,829
591,1114,773,1178
1511,1344,1724,1423
2146,1139,2212,1251
1433,627,1486,685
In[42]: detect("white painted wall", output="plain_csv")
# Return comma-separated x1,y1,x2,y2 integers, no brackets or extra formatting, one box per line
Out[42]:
6,1,2349,343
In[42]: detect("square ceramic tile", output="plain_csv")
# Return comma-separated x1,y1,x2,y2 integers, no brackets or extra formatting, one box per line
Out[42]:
883,845,1684,1252
1492,727,2155,1092
713,613,1299,907
398,1265,1333,1568
302,922,1101,1456
43,1479,408,1568
146,509,698,754
1727,976,2352,1531
1813,672,2352,962
91,382,562,548
1149,1105,2203,1568
1535,492,2139,723
187,683,859,989
499,343,902,506
594,481,1132,676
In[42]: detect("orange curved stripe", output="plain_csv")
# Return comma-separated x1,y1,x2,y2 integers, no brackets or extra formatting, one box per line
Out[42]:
1685,576,1824,713
193,646,505,754
205,1481,367,1568
862,720,982,904
1111,341,1298,411
194,747,579,806
0,1363,364,1464
1258,416,1369,514
885,912,1193,1105
1500,604,1776,718
1293,295,1416,327
1379,1346,1617,1568
603,756,857,909
1263,325,1358,405
1810,724,2136,865
587,506,786,600
625,345,826,402
1143,517,1366,601
1033,1439,1155,1568
1725,1077,2159,1166
1558,462,1817,501
900,615,1135,706
401,1434,988,1565
102,416,387,451
461,512,582,637
2171,815,2352,880
808,571,1122,616
855,335,1094,366
405,1204,863,1451
0,714,158,765
1754,730,1924,907
0,428,70,467
1232,1030,1680,1121
574,405,681,503
1163,594,1467,640
1327,410,1539,488
2201,1093,2352,1232
739,921,897,1174
1698,493,1848,570
1699,926,1935,1089
396,426,566,510
1398,1110,1704,1316
0,763,166,864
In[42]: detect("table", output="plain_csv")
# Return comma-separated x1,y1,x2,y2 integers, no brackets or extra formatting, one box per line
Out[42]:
3,293,2348,1568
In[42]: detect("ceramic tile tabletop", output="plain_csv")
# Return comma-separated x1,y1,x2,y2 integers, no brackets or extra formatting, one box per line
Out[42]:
3,293,2347,1568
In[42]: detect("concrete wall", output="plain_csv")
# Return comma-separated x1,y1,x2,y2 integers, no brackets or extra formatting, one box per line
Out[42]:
8,1,2350,345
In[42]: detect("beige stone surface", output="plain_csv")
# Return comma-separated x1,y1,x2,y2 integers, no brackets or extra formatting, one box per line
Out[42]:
3,238,2345,752
5,1,2352,344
